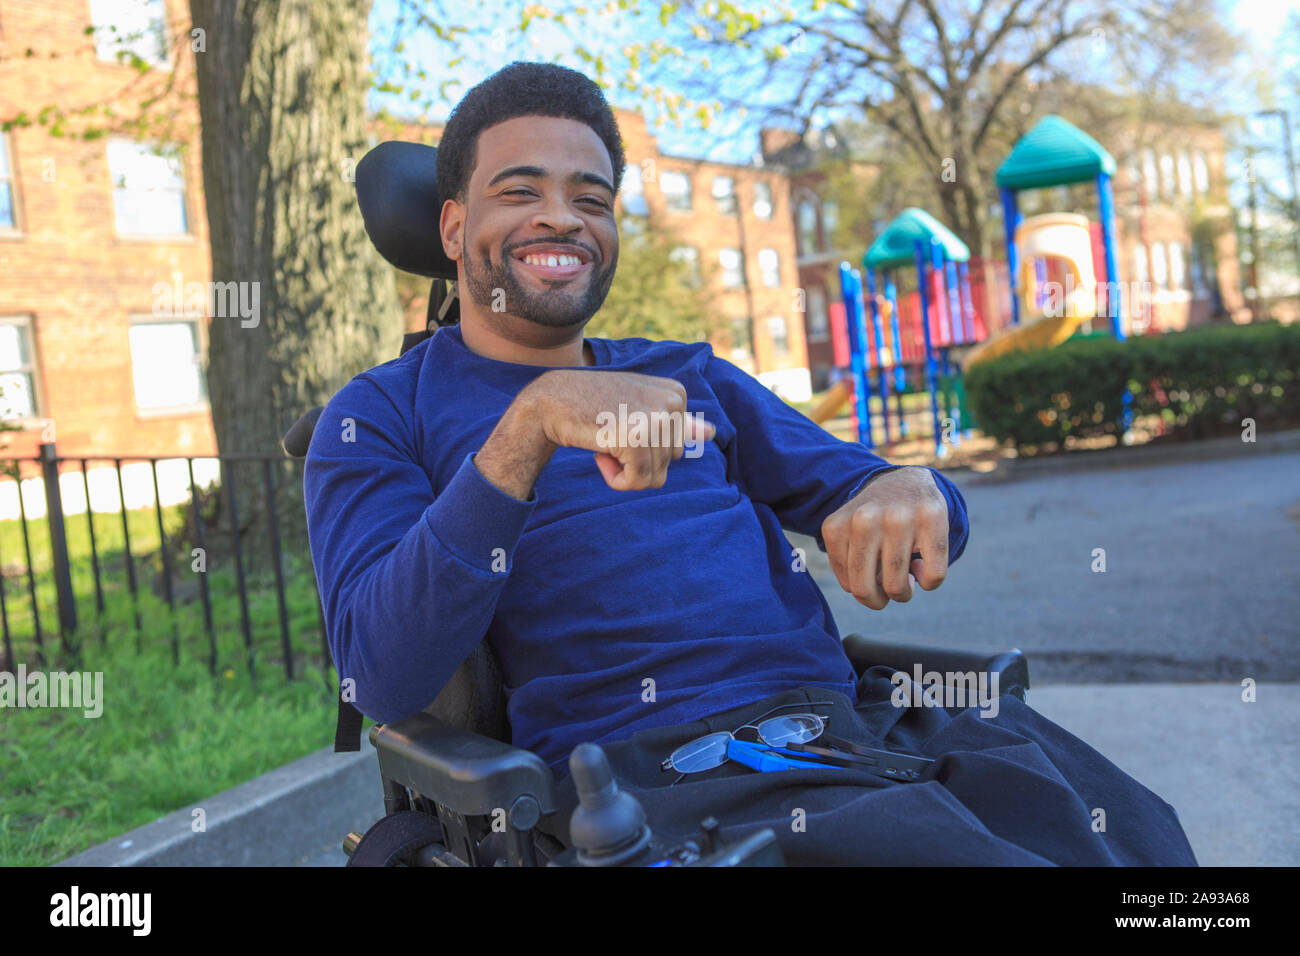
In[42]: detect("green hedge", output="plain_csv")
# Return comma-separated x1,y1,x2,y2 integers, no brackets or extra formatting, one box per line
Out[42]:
964,321,1300,452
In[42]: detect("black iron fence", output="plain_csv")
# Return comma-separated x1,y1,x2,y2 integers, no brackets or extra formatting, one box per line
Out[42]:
0,442,330,690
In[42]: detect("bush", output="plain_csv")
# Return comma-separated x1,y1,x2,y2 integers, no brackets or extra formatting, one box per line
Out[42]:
964,321,1300,452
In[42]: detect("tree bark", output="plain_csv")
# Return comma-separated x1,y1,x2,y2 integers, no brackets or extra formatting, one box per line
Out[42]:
188,0,402,580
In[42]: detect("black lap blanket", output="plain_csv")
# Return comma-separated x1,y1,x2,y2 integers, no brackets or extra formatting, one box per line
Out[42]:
537,666,1198,866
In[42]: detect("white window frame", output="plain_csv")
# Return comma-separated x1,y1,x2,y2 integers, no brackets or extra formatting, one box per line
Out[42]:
719,248,746,289
107,138,191,238
758,248,781,288
0,132,20,234
660,169,692,212
753,180,773,219
127,313,209,416
0,315,44,427
766,315,789,356
89,0,170,68
712,175,737,215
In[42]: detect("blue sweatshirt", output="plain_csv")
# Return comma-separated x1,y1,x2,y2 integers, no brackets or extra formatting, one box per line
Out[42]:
302,324,969,778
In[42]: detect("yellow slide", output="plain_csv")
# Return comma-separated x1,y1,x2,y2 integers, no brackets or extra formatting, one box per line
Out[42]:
964,213,1098,369
809,378,854,425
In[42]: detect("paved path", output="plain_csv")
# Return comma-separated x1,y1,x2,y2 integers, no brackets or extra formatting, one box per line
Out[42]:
791,450,1300,683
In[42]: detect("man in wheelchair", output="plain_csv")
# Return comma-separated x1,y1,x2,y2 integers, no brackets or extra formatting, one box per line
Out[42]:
300,61,1196,866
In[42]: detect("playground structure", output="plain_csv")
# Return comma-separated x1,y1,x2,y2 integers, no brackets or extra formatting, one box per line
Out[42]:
812,208,989,458
814,114,1132,451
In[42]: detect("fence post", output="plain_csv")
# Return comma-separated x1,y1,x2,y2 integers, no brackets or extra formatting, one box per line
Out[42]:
39,442,78,647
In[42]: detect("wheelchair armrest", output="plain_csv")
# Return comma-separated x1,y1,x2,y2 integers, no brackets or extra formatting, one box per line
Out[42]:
841,633,1030,701
370,712,558,818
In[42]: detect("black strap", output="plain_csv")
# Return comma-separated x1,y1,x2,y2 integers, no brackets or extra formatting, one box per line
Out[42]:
335,698,364,752
347,811,445,867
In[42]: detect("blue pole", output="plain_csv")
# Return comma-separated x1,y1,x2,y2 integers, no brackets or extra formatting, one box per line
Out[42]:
957,261,976,438
1096,172,1125,341
865,268,892,445
914,240,943,458
838,262,874,448
931,239,961,448
1000,186,1022,327
883,269,908,438
1097,171,1132,438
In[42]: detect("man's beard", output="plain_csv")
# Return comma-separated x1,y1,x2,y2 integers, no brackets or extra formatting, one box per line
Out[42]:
462,241,615,329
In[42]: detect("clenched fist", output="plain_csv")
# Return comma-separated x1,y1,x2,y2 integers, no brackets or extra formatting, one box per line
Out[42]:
820,466,951,610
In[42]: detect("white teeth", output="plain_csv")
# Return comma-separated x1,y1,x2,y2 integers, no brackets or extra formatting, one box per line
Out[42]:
523,253,581,267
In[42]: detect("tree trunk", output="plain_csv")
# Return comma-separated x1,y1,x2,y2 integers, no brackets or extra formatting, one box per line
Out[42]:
188,0,402,580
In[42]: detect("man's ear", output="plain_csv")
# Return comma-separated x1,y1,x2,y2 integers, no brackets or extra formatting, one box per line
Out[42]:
439,198,463,262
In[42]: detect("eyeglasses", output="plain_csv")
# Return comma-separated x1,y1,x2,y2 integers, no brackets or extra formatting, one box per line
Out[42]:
662,701,837,783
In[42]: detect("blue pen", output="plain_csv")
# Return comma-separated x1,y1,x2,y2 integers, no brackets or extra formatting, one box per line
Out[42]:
725,738,844,772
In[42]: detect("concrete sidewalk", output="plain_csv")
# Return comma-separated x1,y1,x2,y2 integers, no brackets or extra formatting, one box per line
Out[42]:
1022,682,1299,866
54,681,1297,867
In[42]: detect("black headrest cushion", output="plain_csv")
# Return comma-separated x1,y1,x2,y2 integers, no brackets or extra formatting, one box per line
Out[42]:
355,141,457,281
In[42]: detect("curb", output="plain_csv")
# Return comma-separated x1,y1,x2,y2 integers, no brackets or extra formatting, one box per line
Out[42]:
54,744,382,867
953,427,1300,482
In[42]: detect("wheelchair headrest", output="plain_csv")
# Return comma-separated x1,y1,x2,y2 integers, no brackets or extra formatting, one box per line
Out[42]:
356,141,457,281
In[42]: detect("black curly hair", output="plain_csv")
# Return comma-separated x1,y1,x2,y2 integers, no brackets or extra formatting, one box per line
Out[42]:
436,60,627,212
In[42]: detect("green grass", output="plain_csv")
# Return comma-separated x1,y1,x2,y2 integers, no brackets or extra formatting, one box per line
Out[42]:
0,504,371,866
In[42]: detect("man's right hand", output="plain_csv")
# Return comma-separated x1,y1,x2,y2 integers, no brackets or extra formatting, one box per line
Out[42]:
474,370,715,500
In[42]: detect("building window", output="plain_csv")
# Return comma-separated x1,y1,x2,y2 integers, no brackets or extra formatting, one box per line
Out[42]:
1134,243,1148,285
660,169,692,212
753,181,773,219
797,198,819,254
128,316,207,411
822,200,838,247
1177,151,1193,199
0,317,40,422
619,166,649,217
757,248,781,288
1168,241,1186,291
1141,149,1158,199
712,176,737,215
1159,153,1175,201
0,133,16,231
108,139,189,236
90,0,168,66
1193,150,1210,195
719,248,746,289
669,245,701,286
1190,238,1210,298
1150,241,1168,290
807,286,829,342
767,315,789,356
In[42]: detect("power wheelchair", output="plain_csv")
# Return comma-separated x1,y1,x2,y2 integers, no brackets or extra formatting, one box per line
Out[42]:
281,141,1031,867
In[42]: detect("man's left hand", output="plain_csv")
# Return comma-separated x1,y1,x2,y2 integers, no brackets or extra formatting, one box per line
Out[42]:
820,466,951,610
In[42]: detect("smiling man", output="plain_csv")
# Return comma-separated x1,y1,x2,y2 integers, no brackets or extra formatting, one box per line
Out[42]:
303,61,1196,866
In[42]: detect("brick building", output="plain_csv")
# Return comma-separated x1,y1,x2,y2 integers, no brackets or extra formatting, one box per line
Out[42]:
0,0,818,482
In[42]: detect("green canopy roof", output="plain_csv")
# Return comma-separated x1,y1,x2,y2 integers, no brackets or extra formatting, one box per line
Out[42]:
996,114,1116,190
862,207,970,270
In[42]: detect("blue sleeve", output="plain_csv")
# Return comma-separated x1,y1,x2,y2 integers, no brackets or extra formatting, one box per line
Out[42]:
302,375,537,724
703,351,969,563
